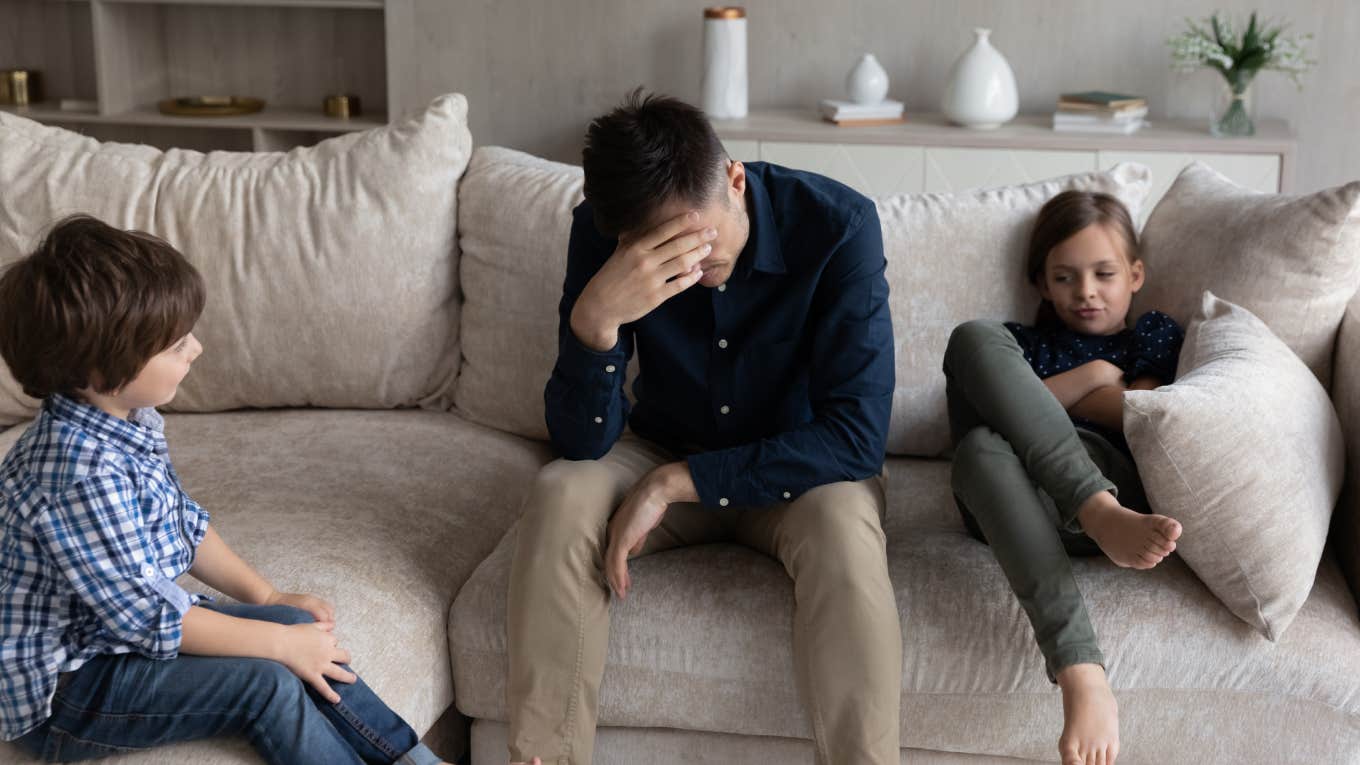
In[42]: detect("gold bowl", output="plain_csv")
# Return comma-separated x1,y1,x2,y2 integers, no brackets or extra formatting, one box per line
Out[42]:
157,96,265,117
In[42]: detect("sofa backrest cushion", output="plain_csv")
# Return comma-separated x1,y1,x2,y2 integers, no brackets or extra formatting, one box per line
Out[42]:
455,147,1152,456
0,94,472,422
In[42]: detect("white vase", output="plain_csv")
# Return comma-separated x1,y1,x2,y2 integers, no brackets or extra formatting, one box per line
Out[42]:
941,27,1018,129
846,53,889,105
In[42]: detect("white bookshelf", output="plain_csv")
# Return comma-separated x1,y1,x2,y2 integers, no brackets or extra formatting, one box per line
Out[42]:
0,0,393,151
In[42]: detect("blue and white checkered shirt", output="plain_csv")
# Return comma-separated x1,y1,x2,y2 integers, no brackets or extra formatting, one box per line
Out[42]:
0,394,210,740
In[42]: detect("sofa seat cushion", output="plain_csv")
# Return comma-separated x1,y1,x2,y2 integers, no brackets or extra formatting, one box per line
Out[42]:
0,409,551,764
450,457,1360,764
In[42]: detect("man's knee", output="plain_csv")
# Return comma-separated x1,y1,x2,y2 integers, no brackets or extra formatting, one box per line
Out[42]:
785,481,888,572
517,459,617,551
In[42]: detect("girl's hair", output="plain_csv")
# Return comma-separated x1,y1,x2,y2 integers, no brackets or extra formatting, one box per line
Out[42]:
1026,190,1138,327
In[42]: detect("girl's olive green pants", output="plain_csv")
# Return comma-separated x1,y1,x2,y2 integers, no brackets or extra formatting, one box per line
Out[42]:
943,320,1149,681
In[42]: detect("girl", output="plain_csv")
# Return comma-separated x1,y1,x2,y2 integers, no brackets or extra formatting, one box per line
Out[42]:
942,191,1184,765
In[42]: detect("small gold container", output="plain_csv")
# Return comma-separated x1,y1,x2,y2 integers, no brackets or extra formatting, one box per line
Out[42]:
0,70,43,106
323,94,362,119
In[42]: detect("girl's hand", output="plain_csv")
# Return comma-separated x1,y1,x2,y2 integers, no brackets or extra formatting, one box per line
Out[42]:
275,621,356,703
266,590,336,624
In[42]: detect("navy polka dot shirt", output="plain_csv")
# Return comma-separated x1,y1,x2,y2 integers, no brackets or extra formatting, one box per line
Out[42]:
1004,310,1185,452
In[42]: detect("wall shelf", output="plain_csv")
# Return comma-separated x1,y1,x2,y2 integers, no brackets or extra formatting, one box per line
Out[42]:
0,0,392,151
714,109,1297,224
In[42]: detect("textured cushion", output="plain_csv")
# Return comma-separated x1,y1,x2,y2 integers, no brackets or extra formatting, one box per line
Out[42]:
470,720,1048,765
451,456,1360,763
454,148,1151,452
0,95,473,424
0,409,551,764
1132,162,1360,387
877,162,1151,456
1332,293,1360,604
455,147,583,439
1123,293,1344,640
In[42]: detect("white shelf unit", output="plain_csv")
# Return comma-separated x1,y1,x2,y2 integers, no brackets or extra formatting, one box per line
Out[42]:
0,0,390,151
713,110,1296,225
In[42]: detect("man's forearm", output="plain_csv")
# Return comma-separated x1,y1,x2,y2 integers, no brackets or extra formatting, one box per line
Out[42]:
189,526,275,605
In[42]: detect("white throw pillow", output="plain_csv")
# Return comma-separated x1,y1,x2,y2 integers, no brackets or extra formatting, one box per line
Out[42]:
1123,292,1344,640
1132,162,1360,388
0,94,473,423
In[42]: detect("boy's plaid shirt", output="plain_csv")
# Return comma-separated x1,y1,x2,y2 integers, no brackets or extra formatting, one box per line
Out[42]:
0,394,210,740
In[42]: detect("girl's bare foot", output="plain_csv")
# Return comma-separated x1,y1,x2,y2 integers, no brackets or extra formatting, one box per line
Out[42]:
1077,491,1181,569
1057,663,1120,765
510,759,542,765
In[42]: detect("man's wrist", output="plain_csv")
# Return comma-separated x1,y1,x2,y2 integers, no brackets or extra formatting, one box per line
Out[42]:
569,303,619,352
655,461,699,504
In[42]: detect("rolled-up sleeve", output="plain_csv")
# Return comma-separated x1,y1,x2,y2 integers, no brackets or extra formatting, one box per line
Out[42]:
33,472,192,660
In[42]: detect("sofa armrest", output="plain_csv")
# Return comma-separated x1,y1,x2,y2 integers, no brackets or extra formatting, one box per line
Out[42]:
1332,293,1360,603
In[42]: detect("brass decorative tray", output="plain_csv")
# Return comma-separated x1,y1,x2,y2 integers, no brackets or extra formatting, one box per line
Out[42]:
157,96,265,117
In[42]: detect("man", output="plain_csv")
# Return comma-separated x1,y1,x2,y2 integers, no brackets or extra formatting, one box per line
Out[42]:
507,89,901,765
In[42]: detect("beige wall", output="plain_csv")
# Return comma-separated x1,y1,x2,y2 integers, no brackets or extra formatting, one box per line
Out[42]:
391,0,1359,194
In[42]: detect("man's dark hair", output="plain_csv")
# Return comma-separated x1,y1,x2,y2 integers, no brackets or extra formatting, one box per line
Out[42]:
0,214,205,399
582,88,729,237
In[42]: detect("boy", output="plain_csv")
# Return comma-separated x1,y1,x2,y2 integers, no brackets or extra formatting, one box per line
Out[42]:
0,215,446,764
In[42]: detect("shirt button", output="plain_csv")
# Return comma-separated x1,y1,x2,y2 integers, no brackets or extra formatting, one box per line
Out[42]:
593,416,603,424
717,338,728,349
719,498,730,507
141,564,156,578
719,405,730,415
717,284,727,293
605,364,616,373
783,491,792,499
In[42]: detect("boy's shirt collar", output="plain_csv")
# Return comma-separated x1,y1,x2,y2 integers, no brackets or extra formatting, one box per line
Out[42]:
45,393,167,458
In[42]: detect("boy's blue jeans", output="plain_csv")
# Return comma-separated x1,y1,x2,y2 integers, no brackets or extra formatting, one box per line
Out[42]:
13,603,441,765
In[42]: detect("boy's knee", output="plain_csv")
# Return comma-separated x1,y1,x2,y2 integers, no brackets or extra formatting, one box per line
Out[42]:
261,604,316,626
240,658,307,705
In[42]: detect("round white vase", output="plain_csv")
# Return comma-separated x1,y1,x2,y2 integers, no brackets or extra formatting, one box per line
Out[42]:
941,28,1018,129
846,53,889,105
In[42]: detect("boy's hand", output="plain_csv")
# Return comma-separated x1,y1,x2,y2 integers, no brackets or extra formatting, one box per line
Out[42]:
275,621,355,703
266,590,336,624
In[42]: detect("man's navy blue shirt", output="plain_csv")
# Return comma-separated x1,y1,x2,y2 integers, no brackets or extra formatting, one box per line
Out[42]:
544,162,894,509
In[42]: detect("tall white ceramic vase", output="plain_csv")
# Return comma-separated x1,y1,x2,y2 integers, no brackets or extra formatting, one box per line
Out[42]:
701,7,748,119
941,27,1018,129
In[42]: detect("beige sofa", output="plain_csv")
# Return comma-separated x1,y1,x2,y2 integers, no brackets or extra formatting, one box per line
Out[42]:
1,96,1358,764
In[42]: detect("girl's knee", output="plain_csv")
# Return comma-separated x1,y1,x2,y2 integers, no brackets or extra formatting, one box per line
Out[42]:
946,319,1005,359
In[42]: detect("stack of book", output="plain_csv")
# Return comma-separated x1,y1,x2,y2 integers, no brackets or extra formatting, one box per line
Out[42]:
819,98,905,126
1052,91,1147,134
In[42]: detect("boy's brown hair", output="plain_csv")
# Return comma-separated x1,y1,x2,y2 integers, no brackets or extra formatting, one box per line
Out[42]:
0,214,205,399
1025,190,1139,327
